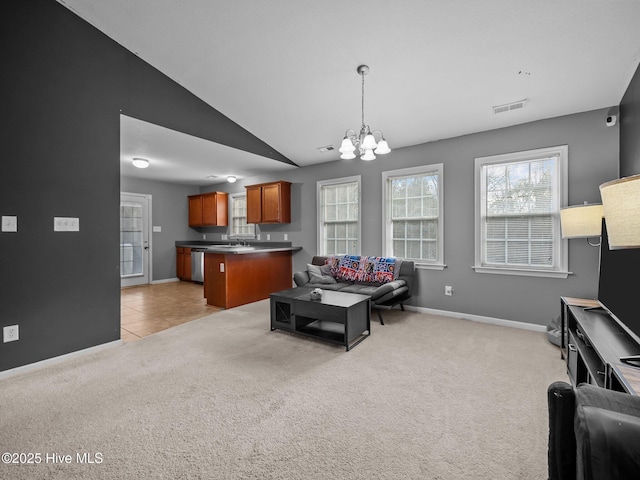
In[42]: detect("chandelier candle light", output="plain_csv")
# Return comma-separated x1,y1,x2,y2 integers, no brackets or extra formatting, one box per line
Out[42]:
339,65,390,161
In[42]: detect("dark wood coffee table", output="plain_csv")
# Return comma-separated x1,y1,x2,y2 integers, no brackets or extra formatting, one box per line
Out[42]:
270,287,371,351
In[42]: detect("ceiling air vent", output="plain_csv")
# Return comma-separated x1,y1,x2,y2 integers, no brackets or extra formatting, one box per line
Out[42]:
493,99,528,115
317,145,335,153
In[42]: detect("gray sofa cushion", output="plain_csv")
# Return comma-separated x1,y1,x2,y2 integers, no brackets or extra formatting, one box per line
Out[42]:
340,280,407,302
305,282,347,291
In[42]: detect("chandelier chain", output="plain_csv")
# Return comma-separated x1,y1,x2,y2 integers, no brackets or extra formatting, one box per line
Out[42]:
361,71,365,127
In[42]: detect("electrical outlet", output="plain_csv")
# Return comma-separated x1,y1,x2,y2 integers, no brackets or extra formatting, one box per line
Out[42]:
445,286,453,296
3,325,19,343
284,234,288,241
266,234,270,240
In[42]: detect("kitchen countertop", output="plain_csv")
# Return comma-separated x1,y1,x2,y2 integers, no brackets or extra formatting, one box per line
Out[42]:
175,241,301,255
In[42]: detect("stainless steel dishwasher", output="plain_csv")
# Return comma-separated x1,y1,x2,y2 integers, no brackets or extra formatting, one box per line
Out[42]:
190,248,206,283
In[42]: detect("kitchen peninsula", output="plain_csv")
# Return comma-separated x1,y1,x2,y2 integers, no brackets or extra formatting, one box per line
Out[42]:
175,242,301,309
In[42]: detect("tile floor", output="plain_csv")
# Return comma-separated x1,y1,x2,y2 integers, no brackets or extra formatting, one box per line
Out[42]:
121,281,221,342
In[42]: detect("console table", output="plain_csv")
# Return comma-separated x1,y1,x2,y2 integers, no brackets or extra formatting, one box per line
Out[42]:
270,287,370,351
562,296,640,395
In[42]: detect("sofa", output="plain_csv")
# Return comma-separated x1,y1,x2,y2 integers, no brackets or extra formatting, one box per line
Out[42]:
293,255,415,324
547,381,640,480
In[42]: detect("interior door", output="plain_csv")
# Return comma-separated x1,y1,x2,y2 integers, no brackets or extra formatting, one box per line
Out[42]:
120,193,151,287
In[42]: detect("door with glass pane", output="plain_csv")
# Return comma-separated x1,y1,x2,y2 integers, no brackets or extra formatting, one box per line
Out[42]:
120,193,151,287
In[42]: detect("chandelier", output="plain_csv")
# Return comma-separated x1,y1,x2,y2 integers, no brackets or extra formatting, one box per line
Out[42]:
339,65,391,161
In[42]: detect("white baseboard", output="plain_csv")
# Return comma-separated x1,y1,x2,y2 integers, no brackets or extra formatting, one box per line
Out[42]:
403,305,546,333
151,278,180,284
0,340,122,381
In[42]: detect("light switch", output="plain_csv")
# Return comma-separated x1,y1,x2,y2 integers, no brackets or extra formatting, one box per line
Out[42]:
2,216,18,232
153,226,162,233
54,217,79,232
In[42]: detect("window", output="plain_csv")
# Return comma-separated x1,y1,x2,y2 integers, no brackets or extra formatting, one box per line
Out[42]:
229,193,255,238
382,164,444,268
317,176,361,256
474,145,568,278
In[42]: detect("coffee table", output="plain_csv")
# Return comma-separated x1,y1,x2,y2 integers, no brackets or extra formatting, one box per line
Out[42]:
270,287,371,351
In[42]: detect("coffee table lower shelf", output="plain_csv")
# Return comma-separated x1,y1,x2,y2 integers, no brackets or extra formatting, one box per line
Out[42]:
270,288,371,351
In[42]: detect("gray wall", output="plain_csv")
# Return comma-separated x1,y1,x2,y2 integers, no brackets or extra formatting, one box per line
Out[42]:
206,107,619,327
620,61,640,177
121,177,201,280
0,1,288,372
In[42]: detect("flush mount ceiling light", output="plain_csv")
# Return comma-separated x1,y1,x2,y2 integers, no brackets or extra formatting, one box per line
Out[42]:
339,65,390,161
227,175,237,183
132,157,149,169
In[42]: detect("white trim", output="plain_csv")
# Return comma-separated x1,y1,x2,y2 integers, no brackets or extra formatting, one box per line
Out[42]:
381,163,444,264
404,305,546,332
229,192,256,238
472,266,571,278
473,145,568,277
120,192,153,286
151,277,180,284
317,175,362,256
0,340,122,381
415,263,446,271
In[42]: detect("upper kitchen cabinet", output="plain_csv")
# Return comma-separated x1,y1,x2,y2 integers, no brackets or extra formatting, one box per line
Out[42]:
188,192,229,227
246,181,291,224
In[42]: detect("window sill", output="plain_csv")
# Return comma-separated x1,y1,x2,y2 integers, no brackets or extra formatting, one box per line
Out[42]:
415,262,446,271
472,265,571,279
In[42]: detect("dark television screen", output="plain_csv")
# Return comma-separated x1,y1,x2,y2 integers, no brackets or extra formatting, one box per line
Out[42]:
597,219,640,344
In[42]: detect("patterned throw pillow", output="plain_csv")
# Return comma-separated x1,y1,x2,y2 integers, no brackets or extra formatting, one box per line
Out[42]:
337,255,363,282
368,256,396,284
324,256,343,277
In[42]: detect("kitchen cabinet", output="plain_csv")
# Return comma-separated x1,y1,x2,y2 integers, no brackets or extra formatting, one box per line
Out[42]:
204,250,294,309
246,181,291,224
176,247,192,280
188,192,228,227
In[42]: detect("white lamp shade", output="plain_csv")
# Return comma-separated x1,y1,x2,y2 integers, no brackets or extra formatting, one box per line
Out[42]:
560,204,604,238
374,139,390,155
600,174,640,249
361,133,378,150
132,158,149,169
361,149,376,161
340,151,356,160
339,137,356,153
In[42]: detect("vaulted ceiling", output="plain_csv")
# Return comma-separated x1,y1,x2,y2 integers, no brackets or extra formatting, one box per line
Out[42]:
59,0,640,185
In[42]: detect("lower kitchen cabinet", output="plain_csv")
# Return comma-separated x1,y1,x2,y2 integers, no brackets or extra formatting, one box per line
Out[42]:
176,247,192,281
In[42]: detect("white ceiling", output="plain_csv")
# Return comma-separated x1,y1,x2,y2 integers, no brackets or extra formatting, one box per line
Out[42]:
60,0,640,185
120,115,297,186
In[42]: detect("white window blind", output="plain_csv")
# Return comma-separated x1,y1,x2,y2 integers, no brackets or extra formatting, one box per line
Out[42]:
317,177,360,256
230,194,255,237
474,146,568,277
383,164,443,266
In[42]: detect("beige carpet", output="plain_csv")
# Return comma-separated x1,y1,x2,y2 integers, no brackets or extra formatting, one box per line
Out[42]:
0,300,566,479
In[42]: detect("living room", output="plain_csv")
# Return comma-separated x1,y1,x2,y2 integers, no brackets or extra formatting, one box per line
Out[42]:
3,1,640,478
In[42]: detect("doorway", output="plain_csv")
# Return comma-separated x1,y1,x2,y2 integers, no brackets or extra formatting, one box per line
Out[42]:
120,192,152,287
